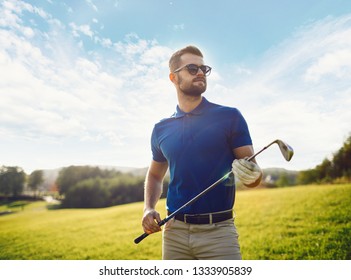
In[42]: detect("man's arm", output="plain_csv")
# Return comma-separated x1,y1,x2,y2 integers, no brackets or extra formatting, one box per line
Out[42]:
233,145,262,188
142,160,168,234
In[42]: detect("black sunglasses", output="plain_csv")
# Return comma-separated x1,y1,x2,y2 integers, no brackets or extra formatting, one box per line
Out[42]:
173,64,212,76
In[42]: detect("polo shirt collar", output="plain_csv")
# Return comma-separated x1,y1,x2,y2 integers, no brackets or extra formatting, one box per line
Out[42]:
173,97,209,118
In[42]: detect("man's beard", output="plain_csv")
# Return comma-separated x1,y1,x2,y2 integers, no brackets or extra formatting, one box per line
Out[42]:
178,77,207,97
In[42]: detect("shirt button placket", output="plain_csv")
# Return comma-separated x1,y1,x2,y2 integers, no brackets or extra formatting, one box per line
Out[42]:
183,114,192,143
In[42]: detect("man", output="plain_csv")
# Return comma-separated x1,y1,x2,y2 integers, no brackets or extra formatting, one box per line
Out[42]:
141,45,262,260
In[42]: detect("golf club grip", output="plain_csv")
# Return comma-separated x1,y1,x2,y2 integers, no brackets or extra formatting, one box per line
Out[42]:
134,232,149,244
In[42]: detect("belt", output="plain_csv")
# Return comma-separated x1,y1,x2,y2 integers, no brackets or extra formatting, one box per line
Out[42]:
168,210,233,224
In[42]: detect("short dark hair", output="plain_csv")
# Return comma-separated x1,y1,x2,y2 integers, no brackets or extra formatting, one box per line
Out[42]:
169,45,203,72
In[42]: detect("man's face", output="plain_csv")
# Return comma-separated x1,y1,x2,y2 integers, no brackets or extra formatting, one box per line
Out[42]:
174,53,207,97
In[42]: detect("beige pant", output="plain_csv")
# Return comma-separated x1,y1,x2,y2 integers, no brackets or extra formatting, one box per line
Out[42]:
162,218,242,260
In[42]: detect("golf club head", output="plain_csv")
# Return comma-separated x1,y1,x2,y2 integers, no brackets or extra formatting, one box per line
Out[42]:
275,140,294,161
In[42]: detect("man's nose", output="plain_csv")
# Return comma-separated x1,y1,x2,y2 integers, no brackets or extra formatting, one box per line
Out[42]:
196,68,205,76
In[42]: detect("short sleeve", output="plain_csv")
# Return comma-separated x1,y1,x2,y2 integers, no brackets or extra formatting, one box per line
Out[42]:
151,126,167,162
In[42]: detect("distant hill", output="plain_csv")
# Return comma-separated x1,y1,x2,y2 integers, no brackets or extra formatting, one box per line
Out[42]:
261,168,298,186
92,165,149,176
38,166,150,192
262,167,298,178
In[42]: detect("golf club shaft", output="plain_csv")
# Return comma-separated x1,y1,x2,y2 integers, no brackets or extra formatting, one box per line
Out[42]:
134,172,231,244
134,140,286,244
247,140,277,161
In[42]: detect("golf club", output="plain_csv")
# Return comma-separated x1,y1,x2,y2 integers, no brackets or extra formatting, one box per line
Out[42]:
134,139,294,244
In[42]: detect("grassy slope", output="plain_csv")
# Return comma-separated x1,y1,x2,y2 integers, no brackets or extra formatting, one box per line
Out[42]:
235,184,351,259
0,200,166,260
0,184,350,260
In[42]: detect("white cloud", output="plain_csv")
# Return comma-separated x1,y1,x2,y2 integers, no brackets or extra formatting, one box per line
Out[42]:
0,1,176,172
140,45,172,65
1,1,350,173
94,36,112,48
114,33,150,57
209,14,351,170
304,49,351,82
70,22,94,38
173,24,185,31
86,0,98,12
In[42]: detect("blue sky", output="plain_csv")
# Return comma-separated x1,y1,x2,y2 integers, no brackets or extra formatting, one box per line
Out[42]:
1,0,351,173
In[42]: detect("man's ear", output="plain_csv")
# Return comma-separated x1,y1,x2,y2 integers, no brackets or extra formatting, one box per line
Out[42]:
169,73,175,82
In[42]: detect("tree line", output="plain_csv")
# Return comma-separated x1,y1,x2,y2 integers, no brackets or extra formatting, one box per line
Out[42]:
55,165,169,208
0,167,43,198
297,134,351,184
0,165,168,208
1,134,350,208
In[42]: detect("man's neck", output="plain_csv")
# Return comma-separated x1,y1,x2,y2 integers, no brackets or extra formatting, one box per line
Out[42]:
177,94,202,113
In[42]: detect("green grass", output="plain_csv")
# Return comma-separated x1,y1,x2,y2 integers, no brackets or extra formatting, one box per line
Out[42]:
0,184,350,260
235,184,351,259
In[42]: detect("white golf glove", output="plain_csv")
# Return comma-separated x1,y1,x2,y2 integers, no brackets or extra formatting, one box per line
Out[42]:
232,158,262,185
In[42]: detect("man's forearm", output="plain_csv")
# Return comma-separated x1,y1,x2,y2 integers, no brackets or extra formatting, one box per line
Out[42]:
144,172,163,211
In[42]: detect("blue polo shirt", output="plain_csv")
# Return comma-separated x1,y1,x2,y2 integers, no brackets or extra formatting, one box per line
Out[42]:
151,97,252,214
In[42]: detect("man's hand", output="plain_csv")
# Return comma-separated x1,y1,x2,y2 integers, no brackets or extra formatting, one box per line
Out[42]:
232,158,262,187
142,209,162,234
